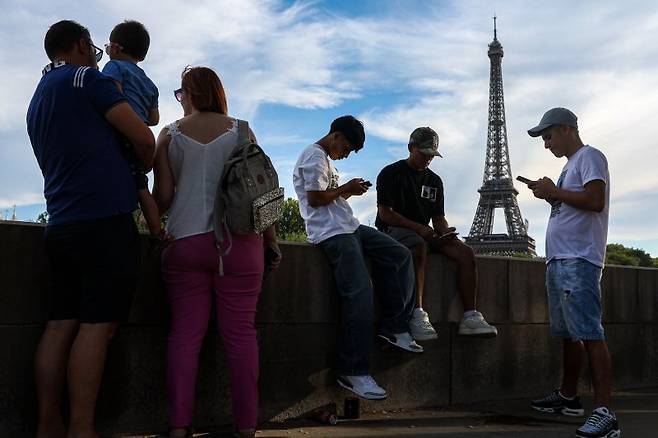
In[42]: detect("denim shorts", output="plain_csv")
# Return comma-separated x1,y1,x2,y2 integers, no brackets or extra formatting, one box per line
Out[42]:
546,258,605,341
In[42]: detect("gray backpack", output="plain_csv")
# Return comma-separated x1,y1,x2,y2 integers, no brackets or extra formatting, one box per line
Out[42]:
213,120,284,245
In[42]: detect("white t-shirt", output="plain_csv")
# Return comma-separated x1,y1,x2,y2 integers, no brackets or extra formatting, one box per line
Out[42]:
545,145,610,267
293,144,360,244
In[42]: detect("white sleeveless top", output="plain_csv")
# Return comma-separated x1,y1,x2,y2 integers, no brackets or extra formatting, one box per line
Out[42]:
164,118,238,241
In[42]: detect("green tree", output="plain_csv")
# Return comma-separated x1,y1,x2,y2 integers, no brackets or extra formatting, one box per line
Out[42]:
606,243,658,267
511,251,535,259
276,198,307,242
36,211,49,224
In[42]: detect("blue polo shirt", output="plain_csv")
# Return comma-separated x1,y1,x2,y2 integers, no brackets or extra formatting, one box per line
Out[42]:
27,62,137,225
102,60,158,123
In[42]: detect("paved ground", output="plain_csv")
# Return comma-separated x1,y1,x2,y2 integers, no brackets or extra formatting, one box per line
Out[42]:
118,388,657,437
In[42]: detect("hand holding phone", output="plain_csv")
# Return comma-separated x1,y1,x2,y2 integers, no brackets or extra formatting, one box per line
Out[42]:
430,229,459,243
516,175,533,185
361,180,372,188
436,230,459,240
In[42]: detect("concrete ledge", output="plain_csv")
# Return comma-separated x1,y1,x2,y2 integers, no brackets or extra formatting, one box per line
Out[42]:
602,266,639,322
1,222,657,436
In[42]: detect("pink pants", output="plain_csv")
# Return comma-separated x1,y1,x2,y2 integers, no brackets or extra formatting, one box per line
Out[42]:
161,231,263,430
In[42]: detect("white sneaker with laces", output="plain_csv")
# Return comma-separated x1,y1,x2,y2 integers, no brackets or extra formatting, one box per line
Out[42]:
378,331,424,353
409,309,438,340
458,311,498,337
576,407,621,438
337,374,387,400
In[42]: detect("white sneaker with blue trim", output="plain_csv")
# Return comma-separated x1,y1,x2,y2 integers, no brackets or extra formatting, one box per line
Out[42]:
576,407,621,438
337,374,387,400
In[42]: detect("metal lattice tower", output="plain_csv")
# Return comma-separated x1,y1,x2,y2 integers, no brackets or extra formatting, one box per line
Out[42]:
465,17,536,256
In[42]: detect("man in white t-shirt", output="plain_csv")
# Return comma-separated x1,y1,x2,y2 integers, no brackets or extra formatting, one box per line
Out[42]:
525,108,620,438
293,115,421,401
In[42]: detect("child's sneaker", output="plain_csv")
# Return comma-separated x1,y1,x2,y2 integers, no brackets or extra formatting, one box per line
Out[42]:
576,407,621,438
530,389,584,416
458,311,498,337
337,375,387,400
378,331,424,353
409,308,438,340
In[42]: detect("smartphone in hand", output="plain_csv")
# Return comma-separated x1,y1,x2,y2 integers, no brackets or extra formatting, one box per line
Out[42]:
361,180,372,188
516,175,533,185
436,230,459,240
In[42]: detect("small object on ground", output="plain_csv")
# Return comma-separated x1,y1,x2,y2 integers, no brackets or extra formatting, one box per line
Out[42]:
307,402,338,425
344,397,360,419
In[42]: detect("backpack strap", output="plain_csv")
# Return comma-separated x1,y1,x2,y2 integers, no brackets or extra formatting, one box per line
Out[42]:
213,119,248,249
237,119,250,148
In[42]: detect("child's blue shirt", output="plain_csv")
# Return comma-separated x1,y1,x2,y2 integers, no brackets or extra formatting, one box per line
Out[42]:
102,60,158,123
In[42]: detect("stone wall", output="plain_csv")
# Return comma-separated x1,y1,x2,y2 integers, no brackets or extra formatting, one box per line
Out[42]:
1,222,656,436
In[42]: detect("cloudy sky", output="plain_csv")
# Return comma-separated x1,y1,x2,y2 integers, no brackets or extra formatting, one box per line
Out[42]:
1,0,657,257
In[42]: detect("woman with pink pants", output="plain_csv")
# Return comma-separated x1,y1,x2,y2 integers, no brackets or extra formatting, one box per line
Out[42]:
152,66,281,438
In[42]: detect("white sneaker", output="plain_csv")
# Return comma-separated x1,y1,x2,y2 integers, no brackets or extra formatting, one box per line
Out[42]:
458,311,498,337
337,374,387,400
409,309,438,340
378,331,424,353
576,407,621,438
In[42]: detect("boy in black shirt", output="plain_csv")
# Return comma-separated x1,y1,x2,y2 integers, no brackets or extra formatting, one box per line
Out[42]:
376,127,497,339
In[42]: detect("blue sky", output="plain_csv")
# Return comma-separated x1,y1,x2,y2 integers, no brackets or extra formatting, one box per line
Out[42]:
1,0,658,257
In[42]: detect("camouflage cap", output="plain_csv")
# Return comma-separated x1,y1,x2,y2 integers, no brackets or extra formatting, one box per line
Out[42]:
409,127,442,157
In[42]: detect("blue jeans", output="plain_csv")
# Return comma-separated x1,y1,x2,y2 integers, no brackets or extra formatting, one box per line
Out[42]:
546,258,605,341
320,225,416,375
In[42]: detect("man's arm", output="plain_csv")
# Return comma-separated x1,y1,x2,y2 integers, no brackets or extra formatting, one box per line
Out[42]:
105,102,155,170
147,107,160,126
529,178,605,212
307,178,368,207
377,204,436,240
431,215,454,234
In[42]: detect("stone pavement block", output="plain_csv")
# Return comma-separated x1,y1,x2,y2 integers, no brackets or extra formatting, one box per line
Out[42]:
605,324,655,390
127,240,169,324
474,257,509,323
370,333,451,409
259,325,451,421
0,326,41,437
638,269,658,323
257,243,339,323
422,253,460,322
601,266,638,323
450,324,562,404
97,327,169,433
260,355,339,422
509,259,548,323
653,325,658,385
258,323,340,363
0,223,50,324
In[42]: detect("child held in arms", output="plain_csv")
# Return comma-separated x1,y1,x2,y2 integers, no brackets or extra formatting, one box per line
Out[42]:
103,20,161,236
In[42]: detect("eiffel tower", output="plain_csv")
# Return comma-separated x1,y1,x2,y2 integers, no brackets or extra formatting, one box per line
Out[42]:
465,17,536,256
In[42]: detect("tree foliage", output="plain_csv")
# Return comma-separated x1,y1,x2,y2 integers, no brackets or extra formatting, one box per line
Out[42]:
276,197,307,242
606,243,658,267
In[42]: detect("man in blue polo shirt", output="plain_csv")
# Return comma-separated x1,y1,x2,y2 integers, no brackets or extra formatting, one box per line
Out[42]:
27,20,155,438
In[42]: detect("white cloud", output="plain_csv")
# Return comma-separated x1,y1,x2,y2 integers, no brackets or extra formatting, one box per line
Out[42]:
2,0,658,256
